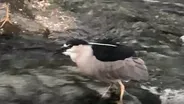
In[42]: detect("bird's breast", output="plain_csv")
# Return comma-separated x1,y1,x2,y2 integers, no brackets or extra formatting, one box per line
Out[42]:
76,55,96,75
75,55,115,82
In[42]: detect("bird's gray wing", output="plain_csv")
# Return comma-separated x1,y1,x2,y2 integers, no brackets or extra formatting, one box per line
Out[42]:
76,55,148,82
117,57,149,81
97,57,149,82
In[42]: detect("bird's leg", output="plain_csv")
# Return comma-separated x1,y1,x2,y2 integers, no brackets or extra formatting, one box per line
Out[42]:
0,3,12,28
101,83,112,98
117,80,125,104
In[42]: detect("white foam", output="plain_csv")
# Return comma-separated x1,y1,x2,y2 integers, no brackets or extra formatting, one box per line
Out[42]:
141,85,184,104
141,85,160,95
174,3,184,7
143,0,160,3
180,35,184,43
161,89,184,104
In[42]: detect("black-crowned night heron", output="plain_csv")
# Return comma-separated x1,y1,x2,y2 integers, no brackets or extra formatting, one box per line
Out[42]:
60,38,149,104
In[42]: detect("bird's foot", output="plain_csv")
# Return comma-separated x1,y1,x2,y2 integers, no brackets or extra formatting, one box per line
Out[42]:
0,3,12,28
0,16,12,28
116,80,125,104
116,100,123,104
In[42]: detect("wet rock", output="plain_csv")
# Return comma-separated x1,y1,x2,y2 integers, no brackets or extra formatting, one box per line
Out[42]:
127,87,161,104
0,85,15,101
0,1,43,36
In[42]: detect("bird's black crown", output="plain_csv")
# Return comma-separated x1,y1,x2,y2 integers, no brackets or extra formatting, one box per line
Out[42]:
65,38,89,47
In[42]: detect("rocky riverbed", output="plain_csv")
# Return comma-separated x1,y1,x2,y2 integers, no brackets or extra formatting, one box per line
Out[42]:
0,0,184,104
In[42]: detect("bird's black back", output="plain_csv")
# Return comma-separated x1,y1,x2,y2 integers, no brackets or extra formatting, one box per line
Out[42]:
64,38,136,61
91,43,136,62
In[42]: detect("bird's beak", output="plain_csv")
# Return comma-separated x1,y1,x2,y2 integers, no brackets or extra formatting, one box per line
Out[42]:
54,44,69,55
62,48,75,56
62,51,69,55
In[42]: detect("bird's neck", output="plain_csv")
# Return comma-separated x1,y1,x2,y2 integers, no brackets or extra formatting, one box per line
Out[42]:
76,46,93,62
76,55,96,76
75,46,94,73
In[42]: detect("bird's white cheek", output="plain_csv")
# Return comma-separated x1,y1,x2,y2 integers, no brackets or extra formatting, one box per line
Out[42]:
70,53,77,62
62,51,77,62
62,48,74,56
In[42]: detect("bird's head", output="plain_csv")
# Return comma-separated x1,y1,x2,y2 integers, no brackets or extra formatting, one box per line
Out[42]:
62,38,89,55
61,38,90,62
64,38,89,48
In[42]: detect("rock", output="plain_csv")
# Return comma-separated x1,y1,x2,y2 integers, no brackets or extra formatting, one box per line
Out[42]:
127,87,161,104
142,86,184,104
179,35,184,45
0,85,15,101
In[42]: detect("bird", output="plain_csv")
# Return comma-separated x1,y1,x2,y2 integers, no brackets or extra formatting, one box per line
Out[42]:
60,38,149,104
